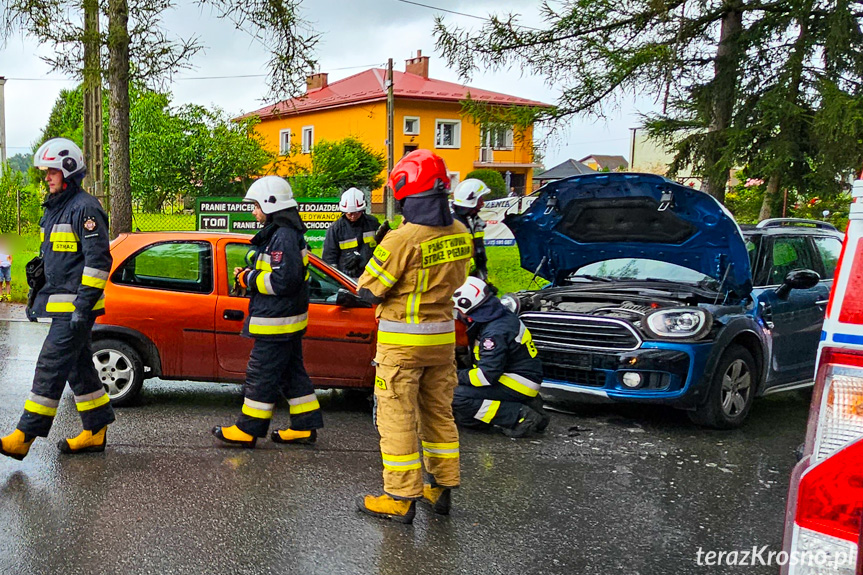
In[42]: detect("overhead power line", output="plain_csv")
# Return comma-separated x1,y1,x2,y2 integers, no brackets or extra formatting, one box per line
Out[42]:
394,0,542,30
5,62,383,83
395,0,486,20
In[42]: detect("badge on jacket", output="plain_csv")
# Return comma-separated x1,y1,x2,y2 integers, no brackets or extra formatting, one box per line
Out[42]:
84,217,97,231
482,337,496,351
271,251,283,263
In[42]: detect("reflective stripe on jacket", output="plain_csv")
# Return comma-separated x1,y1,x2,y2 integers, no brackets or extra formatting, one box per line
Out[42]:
357,220,471,367
32,186,112,319
458,309,544,397
321,213,379,278
242,221,310,340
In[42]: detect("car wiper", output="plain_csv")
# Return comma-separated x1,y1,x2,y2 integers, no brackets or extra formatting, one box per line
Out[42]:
568,274,613,282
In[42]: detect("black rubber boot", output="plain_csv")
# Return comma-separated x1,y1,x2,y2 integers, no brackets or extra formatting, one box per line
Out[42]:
528,397,551,432
501,405,545,438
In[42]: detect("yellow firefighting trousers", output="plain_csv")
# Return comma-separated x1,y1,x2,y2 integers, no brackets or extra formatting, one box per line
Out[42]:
374,359,460,499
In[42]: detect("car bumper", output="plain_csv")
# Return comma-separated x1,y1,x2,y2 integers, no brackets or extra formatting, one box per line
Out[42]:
537,341,712,408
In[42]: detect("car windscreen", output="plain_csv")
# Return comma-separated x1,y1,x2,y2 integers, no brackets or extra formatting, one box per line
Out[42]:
569,258,718,288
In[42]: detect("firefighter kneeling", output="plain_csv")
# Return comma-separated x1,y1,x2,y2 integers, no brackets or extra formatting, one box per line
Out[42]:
452,277,550,438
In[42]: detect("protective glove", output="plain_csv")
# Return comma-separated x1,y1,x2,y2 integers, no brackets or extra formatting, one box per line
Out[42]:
25,305,37,323
373,221,390,245
69,310,88,334
342,250,361,269
235,268,251,289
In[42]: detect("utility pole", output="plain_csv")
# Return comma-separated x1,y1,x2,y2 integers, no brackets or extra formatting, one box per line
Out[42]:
385,58,395,221
0,76,7,166
83,0,106,211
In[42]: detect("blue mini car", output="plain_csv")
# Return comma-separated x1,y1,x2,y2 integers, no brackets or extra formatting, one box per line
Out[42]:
503,173,844,428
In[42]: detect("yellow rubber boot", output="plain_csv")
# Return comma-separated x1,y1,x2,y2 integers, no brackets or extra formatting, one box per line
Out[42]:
422,484,452,515
356,494,416,524
211,425,256,448
271,428,316,445
58,427,107,454
0,429,35,461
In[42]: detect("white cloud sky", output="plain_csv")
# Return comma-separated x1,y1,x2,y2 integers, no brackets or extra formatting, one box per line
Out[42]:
1,0,658,168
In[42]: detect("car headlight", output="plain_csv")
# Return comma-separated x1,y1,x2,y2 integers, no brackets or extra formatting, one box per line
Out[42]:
500,294,521,315
644,308,712,340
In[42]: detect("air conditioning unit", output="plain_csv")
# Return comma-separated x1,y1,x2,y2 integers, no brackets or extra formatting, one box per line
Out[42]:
479,147,494,163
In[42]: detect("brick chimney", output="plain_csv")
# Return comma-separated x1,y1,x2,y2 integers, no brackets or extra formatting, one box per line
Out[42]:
405,50,429,79
306,72,328,91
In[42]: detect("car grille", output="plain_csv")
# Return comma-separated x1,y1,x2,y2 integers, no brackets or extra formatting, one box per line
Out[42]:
520,312,642,352
540,358,607,387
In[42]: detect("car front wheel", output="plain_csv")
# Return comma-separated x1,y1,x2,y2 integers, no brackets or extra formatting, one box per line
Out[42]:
92,339,144,407
689,344,756,429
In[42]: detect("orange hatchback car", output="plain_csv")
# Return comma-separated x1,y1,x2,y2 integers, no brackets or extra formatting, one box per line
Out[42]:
92,232,380,405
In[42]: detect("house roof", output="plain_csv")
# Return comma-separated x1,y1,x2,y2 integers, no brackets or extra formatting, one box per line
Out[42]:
534,159,596,181
240,69,552,120
579,154,629,171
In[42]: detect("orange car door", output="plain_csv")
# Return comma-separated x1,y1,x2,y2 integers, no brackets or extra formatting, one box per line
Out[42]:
214,239,254,379
108,239,218,379
303,260,377,388
214,239,376,387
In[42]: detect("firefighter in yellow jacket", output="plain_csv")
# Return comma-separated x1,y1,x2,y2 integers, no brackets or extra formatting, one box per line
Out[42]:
355,150,471,523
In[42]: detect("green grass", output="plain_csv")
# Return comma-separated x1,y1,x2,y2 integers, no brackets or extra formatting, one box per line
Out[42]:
487,245,548,294
369,215,541,294
6,235,41,303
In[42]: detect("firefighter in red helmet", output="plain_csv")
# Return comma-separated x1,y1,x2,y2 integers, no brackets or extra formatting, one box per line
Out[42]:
355,149,472,522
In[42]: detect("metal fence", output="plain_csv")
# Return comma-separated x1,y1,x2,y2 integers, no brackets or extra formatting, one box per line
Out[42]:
131,199,196,232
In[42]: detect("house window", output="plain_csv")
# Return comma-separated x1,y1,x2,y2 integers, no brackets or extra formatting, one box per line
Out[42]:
483,126,514,150
435,119,461,149
404,116,420,135
279,129,291,155
302,126,314,154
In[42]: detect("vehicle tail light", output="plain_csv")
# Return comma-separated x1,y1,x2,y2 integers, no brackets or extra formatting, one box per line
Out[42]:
789,438,863,574
812,350,863,462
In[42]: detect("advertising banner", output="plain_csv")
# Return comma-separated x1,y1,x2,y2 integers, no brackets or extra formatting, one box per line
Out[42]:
479,196,537,246
196,197,340,248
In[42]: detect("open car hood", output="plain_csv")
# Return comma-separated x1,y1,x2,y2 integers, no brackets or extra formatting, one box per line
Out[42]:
505,173,752,296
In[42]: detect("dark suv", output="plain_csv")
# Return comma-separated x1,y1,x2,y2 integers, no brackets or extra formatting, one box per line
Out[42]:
502,173,844,428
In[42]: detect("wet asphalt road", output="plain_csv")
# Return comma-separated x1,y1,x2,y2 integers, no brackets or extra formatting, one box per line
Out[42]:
0,319,809,575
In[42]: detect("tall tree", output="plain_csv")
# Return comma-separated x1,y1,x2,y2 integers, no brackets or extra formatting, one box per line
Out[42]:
42,84,274,211
1,0,318,235
434,1,863,207
433,1,750,201
1,0,200,236
107,0,132,235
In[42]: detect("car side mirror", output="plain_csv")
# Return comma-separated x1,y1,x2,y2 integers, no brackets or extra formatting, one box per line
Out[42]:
336,288,372,308
776,269,821,299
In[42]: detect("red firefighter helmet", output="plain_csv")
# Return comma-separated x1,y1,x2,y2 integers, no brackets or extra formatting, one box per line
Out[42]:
388,149,450,200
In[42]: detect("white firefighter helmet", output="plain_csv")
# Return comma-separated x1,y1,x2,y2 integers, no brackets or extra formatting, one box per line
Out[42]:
453,276,493,316
452,178,490,209
339,187,367,213
243,176,297,214
33,138,86,179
